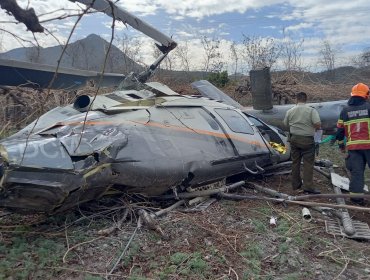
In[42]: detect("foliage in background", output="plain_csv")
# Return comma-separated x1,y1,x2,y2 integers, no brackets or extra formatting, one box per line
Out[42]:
207,71,229,87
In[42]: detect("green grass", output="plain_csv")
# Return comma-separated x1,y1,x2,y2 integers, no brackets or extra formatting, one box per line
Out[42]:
84,275,104,280
170,252,189,265
277,219,290,236
0,235,64,279
241,243,263,279
121,241,141,266
187,252,208,274
157,251,209,279
251,218,267,233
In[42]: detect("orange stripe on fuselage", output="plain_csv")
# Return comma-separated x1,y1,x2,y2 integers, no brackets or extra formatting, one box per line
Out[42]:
58,119,267,149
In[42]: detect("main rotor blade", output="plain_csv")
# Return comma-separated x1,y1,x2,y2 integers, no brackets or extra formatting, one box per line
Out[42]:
0,58,124,89
71,0,177,51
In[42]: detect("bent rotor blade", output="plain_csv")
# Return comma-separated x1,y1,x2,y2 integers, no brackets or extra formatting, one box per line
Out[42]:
72,0,177,51
0,58,124,89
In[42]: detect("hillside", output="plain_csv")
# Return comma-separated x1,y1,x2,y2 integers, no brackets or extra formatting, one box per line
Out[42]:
0,34,143,74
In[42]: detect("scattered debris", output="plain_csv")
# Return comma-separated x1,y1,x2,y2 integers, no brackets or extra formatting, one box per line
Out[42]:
331,172,369,192
97,208,129,236
302,207,312,222
183,198,217,213
325,219,370,240
269,216,277,226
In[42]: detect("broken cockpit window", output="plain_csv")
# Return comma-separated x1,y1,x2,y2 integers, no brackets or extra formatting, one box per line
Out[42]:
215,109,254,135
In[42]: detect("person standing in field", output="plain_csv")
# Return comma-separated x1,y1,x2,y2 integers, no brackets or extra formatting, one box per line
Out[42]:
284,92,321,194
335,83,370,205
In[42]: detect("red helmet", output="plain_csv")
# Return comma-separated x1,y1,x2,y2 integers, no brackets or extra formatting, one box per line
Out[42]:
351,83,369,98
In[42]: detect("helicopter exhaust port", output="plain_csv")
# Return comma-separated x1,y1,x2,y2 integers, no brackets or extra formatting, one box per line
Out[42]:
73,95,92,112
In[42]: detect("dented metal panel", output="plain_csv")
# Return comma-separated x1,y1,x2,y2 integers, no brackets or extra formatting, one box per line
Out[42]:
0,81,288,212
0,0,319,214
2,137,74,169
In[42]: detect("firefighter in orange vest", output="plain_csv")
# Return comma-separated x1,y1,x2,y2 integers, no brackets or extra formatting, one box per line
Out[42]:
335,83,370,205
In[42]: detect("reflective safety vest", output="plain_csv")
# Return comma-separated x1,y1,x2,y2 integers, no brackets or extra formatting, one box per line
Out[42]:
337,102,370,150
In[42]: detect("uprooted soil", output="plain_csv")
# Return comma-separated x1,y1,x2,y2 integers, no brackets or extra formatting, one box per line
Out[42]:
0,143,370,280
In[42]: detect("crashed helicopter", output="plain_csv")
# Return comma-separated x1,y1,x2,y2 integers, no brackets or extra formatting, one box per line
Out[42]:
0,0,346,213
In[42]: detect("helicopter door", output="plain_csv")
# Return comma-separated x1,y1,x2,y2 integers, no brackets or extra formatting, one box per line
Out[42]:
246,115,286,145
214,108,270,156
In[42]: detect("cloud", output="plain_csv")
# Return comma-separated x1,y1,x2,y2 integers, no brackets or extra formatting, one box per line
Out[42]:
284,1,370,46
262,26,278,30
152,0,281,18
0,0,369,73
284,22,313,32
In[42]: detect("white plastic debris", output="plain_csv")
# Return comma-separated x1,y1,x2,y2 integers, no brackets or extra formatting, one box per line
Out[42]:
269,216,277,226
331,172,369,192
302,207,312,222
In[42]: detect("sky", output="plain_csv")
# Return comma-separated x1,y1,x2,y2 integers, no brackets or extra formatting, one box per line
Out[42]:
0,0,370,73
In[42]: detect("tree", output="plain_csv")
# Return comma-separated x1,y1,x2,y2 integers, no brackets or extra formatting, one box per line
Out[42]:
201,35,224,73
172,40,194,82
241,35,281,70
117,34,144,74
229,41,240,79
361,48,370,66
207,71,229,87
318,40,338,80
174,40,191,72
151,44,163,78
0,0,44,32
281,30,304,72
354,47,370,67
162,52,174,71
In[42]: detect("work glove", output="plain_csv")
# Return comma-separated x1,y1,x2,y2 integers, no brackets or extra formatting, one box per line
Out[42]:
329,136,336,146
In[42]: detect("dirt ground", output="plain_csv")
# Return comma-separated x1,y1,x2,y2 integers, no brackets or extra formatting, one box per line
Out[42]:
0,143,370,280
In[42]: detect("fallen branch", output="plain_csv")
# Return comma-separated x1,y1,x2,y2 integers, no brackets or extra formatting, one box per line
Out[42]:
0,121,11,137
288,200,370,212
246,182,342,218
63,236,104,263
156,181,245,200
188,196,208,206
218,193,370,212
97,208,129,236
45,266,127,278
138,209,168,240
154,200,185,217
0,0,44,32
313,166,331,178
246,182,370,201
108,222,139,275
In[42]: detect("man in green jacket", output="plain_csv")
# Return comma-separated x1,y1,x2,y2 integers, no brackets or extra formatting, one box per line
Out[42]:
284,92,321,194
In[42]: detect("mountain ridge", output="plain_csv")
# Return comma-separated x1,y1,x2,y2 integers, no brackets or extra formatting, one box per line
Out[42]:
0,34,143,74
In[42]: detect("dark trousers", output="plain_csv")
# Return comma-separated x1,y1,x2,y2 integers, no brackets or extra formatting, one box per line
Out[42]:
290,135,315,190
345,149,370,194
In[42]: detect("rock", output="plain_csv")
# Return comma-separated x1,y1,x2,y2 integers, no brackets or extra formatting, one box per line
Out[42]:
204,238,213,246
